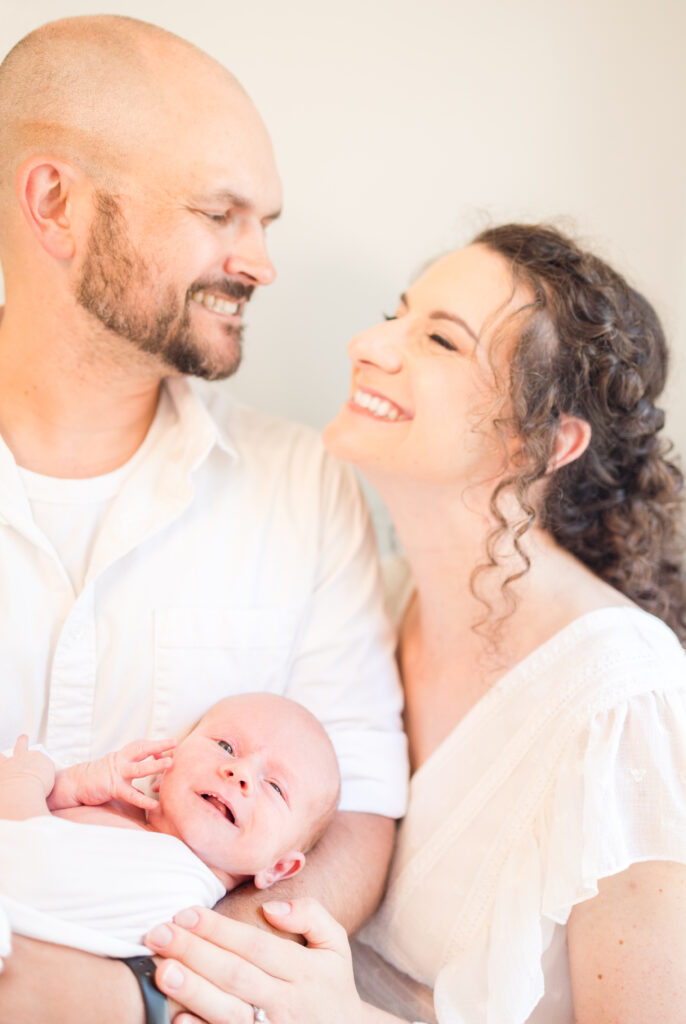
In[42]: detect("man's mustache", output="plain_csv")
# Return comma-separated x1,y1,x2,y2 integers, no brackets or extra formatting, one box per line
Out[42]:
188,279,254,303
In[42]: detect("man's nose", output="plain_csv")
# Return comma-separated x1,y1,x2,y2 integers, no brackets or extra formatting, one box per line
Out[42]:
222,220,276,287
347,319,404,374
218,759,253,795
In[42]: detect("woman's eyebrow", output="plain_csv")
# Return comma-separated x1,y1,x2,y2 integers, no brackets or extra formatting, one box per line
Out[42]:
399,292,479,344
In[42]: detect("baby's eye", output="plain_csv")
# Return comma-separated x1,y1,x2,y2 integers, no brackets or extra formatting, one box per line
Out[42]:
268,780,283,798
217,739,234,755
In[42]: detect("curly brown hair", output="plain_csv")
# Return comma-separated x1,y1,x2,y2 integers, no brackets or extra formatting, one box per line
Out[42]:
471,223,686,644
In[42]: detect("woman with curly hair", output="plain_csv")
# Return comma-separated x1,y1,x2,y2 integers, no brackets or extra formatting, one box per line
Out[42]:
147,224,686,1024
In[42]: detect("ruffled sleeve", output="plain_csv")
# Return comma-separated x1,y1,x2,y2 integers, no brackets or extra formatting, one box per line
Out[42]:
445,685,686,1024
542,686,686,922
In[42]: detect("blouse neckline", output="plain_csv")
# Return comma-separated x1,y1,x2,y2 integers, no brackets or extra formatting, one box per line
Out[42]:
408,603,674,788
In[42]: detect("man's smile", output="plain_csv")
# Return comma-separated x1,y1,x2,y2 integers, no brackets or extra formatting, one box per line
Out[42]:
190,290,242,318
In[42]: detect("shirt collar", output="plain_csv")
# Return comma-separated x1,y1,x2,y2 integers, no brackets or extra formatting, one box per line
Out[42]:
163,377,240,464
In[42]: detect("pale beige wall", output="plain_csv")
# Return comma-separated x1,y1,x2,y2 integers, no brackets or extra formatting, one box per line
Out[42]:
2,0,684,501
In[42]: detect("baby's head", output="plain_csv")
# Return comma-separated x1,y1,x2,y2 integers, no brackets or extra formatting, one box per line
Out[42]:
147,693,340,890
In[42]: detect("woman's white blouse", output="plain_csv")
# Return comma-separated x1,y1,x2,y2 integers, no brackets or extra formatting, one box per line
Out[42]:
355,559,686,1024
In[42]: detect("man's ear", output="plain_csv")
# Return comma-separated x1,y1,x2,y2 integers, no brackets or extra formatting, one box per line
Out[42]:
15,157,81,260
546,414,591,474
253,851,306,890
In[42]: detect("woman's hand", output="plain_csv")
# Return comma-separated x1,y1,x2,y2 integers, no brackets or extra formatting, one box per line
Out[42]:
145,898,367,1024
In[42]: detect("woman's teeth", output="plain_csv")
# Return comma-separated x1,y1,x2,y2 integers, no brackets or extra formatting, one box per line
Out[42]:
191,291,240,316
353,388,401,420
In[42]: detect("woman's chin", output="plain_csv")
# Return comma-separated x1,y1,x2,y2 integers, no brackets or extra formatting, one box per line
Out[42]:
321,413,358,463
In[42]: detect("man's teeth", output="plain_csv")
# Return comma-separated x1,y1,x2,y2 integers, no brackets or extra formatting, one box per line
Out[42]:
353,389,400,421
191,291,239,316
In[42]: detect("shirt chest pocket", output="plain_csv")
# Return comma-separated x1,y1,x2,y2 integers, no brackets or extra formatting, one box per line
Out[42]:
152,607,298,736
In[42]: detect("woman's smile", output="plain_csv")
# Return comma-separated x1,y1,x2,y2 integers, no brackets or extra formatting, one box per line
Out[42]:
348,387,411,422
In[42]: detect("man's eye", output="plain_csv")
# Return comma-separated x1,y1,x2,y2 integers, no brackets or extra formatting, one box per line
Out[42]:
205,212,230,225
217,739,234,755
429,333,457,352
268,780,284,798
382,313,397,322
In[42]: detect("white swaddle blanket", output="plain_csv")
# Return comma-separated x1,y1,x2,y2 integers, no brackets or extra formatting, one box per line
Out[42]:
0,816,226,968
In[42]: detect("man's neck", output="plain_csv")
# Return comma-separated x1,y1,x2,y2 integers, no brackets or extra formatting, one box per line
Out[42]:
0,301,164,478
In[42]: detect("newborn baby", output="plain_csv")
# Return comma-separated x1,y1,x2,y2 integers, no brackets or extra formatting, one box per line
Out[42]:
0,692,340,961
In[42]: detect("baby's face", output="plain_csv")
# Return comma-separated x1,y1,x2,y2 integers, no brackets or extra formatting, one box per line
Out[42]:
148,694,338,886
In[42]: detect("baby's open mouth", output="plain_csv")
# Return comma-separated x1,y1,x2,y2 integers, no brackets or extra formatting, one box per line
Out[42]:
202,793,236,824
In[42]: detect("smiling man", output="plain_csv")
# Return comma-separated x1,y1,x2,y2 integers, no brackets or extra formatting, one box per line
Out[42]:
0,15,406,1023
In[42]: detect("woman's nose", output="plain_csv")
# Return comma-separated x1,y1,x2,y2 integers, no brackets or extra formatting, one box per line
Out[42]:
347,319,404,374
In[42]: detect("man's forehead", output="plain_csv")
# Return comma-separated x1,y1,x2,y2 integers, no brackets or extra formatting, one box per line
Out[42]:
140,104,282,213
0,16,278,204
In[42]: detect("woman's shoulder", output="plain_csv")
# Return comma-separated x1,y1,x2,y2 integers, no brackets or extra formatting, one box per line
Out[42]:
544,605,685,701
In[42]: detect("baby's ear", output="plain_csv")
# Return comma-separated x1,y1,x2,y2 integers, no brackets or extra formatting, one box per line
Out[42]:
253,851,306,890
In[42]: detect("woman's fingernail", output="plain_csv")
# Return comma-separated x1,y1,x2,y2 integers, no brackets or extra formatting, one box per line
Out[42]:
146,923,173,947
262,900,291,915
160,964,184,990
174,907,199,928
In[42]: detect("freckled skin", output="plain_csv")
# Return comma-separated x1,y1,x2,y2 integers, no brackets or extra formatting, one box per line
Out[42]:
568,861,686,1023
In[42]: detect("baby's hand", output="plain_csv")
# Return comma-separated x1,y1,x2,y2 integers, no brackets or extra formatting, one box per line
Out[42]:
0,735,55,796
50,738,176,812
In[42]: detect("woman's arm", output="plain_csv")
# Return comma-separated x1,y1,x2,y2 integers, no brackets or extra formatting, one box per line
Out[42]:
568,860,686,1023
147,898,411,1024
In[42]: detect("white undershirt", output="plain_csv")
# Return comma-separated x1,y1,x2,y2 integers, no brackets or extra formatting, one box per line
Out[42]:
18,391,172,594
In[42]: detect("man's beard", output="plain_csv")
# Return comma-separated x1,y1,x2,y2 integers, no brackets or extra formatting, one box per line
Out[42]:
75,192,251,380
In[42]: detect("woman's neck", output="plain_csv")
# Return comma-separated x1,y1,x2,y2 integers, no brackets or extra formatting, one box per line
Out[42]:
381,476,506,644
378,472,624,662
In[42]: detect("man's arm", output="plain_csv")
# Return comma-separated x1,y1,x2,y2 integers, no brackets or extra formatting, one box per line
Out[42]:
0,815,394,1022
0,937,147,1024
214,811,396,935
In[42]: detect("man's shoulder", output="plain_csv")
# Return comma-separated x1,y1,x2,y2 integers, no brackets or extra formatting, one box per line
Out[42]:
190,381,357,496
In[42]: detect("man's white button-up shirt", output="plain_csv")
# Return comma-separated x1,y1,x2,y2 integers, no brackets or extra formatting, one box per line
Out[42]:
1,378,408,817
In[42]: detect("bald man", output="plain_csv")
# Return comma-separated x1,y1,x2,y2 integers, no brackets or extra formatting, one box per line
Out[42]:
0,16,407,1023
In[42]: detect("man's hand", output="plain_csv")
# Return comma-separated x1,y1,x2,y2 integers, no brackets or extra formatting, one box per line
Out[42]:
48,738,176,812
